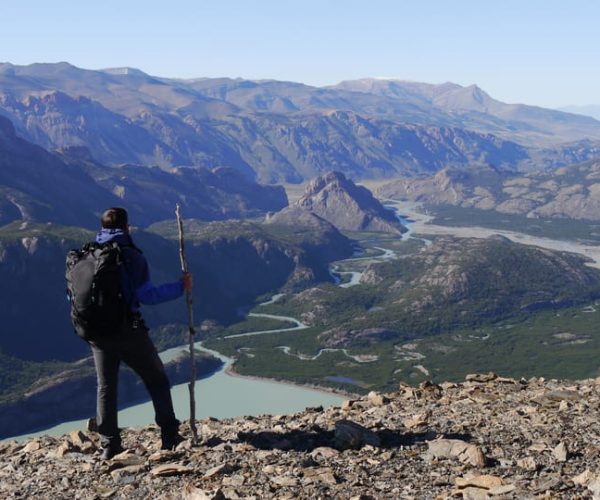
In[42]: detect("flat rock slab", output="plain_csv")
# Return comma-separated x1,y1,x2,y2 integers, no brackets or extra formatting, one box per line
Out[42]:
303,467,338,485
182,486,227,500
271,475,299,487
425,439,486,467
465,372,498,383
151,463,193,477
455,474,503,489
201,463,236,480
111,464,146,484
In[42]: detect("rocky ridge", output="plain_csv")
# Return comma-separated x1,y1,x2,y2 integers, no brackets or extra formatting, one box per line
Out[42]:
377,161,600,221
2,374,600,498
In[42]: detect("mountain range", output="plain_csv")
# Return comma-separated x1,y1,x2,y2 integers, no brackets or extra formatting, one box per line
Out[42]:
377,160,600,222
1,63,600,182
3,61,600,439
0,114,286,228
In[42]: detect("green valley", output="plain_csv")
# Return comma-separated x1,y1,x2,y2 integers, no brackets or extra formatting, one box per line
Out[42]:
203,231,600,393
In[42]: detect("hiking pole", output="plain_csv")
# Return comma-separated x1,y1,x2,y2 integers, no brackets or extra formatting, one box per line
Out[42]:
175,204,199,445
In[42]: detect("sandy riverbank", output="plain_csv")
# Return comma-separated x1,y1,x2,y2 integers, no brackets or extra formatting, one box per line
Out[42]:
223,364,358,399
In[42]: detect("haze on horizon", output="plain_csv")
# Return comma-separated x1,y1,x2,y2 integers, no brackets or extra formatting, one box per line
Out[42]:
1,0,599,109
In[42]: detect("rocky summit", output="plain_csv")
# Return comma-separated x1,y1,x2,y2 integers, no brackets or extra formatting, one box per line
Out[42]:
3,375,600,499
293,171,406,235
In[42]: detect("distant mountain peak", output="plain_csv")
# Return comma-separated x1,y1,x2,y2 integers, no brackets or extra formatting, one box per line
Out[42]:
303,170,352,195
100,67,149,77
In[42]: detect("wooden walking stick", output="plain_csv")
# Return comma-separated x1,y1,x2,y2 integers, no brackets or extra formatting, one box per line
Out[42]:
175,204,199,445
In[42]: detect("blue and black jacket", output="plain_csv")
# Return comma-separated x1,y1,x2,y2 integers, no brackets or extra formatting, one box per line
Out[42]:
96,228,183,313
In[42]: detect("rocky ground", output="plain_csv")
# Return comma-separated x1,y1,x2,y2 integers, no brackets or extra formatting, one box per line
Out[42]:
2,373,600,499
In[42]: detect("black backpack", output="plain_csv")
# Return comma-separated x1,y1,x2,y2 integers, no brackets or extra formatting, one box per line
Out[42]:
65,241,130,340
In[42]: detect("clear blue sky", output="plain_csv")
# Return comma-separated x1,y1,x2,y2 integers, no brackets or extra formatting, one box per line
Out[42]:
1,0,598,107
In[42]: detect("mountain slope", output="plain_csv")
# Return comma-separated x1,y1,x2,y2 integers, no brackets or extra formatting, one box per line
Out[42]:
0,116,119,228
377,160,600,221
332,78,600,145
0,85,533,182
559,104,600,121
0,114,287,228
3,376,600,498
260,235,600,348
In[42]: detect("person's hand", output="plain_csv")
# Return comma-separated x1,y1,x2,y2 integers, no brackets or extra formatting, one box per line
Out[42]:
182,272,193,292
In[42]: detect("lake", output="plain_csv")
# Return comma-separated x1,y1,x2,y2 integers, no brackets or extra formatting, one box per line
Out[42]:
12,344,344,442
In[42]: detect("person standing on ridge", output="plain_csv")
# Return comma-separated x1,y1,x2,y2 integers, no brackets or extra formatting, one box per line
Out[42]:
85,207,192,459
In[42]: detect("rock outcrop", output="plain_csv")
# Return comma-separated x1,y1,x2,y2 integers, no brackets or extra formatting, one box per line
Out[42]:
2,375,600,498
293,171,406,234
264,207,354,264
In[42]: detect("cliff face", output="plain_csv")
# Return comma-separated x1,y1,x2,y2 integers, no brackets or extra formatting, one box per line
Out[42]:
2,374,600,498
0,352,223,440
264,207,354,264
293,171,406,234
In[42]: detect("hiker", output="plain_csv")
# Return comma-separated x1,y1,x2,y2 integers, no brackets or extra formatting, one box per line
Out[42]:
76,207,192,459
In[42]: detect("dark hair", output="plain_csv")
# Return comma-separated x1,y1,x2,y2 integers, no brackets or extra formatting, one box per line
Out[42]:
101,207,129,229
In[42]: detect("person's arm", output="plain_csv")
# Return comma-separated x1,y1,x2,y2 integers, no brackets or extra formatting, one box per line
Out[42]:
136,279,184,305
125,249,188,305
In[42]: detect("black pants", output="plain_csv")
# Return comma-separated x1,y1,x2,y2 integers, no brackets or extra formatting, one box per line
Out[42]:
89,323,178,446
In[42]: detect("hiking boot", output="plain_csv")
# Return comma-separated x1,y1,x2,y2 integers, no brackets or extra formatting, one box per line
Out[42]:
161,432,185,450
100,442,125,460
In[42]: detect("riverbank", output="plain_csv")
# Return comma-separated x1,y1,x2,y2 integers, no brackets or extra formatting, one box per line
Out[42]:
223,363,359,399
384,198,600,269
